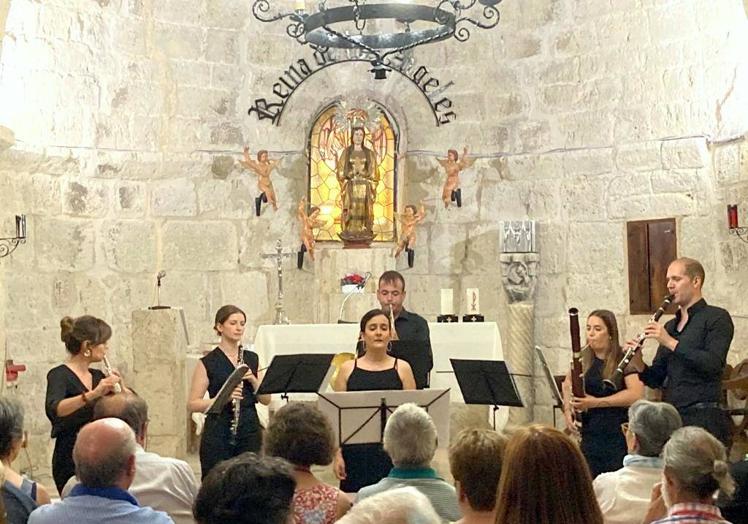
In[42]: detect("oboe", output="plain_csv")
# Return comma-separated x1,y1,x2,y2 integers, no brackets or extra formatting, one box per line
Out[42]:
102,355,122,394
230,345,244,444
602,294,674,391
568,308,585,432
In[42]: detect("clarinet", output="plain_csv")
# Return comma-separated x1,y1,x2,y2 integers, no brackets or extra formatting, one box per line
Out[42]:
568,308,585,433
102,355,122,394
602,294,674,391
230,345,244,444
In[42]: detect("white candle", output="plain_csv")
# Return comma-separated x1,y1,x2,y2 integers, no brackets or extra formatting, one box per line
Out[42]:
440,289,454,315
294,0,305,11
466,288,479,314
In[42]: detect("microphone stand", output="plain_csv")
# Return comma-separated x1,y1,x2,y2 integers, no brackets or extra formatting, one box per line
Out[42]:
149,272,171,310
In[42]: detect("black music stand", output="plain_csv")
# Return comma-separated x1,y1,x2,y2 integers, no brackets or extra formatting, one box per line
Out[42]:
450,359,523,429
534,346,565,427
389,340,432,390
256,353,335,401
206,364,249,414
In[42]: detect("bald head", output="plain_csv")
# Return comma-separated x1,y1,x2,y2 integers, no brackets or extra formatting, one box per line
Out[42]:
74,418,137,489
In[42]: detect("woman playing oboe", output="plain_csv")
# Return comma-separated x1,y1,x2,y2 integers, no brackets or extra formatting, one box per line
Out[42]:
45,315,123,494
562,310,644,477
188,305,270,478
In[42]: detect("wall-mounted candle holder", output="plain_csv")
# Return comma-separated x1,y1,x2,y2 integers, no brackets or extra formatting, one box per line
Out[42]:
727,205,748,243
0,215,27,258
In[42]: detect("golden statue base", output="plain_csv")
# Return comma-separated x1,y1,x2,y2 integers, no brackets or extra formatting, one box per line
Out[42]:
339,230,374,249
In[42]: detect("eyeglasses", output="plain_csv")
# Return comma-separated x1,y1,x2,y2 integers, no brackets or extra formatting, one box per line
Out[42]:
620,422,630,435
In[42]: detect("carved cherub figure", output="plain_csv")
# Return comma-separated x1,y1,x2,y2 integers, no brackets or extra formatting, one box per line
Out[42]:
297,197,325,267
393,203,426,268
239,146,281,216
438,146,474,208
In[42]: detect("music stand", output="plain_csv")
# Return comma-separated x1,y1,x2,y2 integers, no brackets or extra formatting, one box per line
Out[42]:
389,340,431,390
535,346,565,427
256,353,336,401
206,364,249,414
450,359,523,429
317,389,450,447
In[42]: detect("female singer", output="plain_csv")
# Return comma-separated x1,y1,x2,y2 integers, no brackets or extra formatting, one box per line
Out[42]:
333,308,416,492
188,305,270,479
45,315,123,494
562,309,644,478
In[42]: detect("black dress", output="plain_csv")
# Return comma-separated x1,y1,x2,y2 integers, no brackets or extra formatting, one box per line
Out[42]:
45,365,105,494
580,357,630,478
199,347,262,479
340,358,403,493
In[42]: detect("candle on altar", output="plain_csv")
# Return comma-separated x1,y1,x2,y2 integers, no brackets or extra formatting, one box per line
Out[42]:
440,289,454,315
294,0,305,11
466,288,480,314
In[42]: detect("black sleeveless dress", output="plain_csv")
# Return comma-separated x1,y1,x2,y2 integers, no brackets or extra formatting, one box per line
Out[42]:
200,347,262,479
340,358,403,493
580,357,631,478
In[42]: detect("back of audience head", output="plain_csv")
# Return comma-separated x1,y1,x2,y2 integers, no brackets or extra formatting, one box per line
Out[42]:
449,428,507,513
627,400,682,457
74,418,137,489
264,402,335,467
494,424,603,524
662,426,735,503
92,390,148,443
383,403,437,468
193,452,295,524
337,486,441,524
0,397,25,462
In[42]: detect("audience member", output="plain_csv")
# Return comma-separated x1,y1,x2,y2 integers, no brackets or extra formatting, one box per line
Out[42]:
264,402,352,523
357,403,460,522
29,418,173,523
594,400,682,524
338,486,441,524
494,424,604,524
718,457,748,524
0,396,51,523
643,426,735,524
61,391,198,524
192,452,295,524
449,428,506,524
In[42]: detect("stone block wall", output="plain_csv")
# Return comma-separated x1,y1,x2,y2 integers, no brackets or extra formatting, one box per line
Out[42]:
0,0,746,486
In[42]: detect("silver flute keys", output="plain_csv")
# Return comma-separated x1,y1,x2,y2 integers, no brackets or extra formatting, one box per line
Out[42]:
102,355,122,394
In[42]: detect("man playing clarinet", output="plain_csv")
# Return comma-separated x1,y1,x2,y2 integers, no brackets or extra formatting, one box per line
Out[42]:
630,257,733,446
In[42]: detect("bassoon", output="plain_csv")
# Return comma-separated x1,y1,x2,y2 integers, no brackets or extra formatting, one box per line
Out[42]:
568,308,585,432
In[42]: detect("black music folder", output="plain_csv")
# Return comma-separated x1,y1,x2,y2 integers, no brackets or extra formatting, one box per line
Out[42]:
450,359,523,428
255,353,336,400
206,364,249,414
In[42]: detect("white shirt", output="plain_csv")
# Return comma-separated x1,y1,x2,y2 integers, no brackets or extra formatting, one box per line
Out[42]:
63,445,199,524
593,455,664,524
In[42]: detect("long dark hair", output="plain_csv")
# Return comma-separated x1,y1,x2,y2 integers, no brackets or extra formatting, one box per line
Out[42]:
583,309,624,382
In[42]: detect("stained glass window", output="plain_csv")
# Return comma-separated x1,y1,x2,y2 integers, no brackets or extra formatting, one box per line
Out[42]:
308,104,397,242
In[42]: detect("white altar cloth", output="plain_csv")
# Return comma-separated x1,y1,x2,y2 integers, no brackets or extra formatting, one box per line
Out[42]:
253,322,504,404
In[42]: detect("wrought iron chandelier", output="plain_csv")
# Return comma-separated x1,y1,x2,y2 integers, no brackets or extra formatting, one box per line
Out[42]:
251,0,503,78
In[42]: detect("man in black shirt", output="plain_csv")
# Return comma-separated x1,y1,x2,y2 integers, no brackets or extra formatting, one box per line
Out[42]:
630,257,733,446
377,270,433,389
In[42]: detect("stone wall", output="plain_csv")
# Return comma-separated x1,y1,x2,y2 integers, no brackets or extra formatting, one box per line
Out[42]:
0,0,746,485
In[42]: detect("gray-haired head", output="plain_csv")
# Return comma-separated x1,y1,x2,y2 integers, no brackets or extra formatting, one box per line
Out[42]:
663,426,735,500
628,400,682,457
0,397,24,459
74,418,137,488
383,403,437,467
337,486,440,524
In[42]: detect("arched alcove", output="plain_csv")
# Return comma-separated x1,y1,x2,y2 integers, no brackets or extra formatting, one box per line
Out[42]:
307,101,400,243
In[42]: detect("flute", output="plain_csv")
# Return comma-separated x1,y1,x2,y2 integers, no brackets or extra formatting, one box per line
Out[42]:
388,305,399,341
102,355,122,394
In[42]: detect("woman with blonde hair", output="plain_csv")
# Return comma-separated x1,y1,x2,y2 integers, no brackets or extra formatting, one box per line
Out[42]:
494,424,604,524
563,309,644,477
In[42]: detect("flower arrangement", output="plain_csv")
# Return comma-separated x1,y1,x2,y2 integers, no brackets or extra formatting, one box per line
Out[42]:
340,273,366,286
340,272,367,294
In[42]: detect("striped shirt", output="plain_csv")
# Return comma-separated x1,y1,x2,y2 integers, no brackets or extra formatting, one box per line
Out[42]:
652,502,731,523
